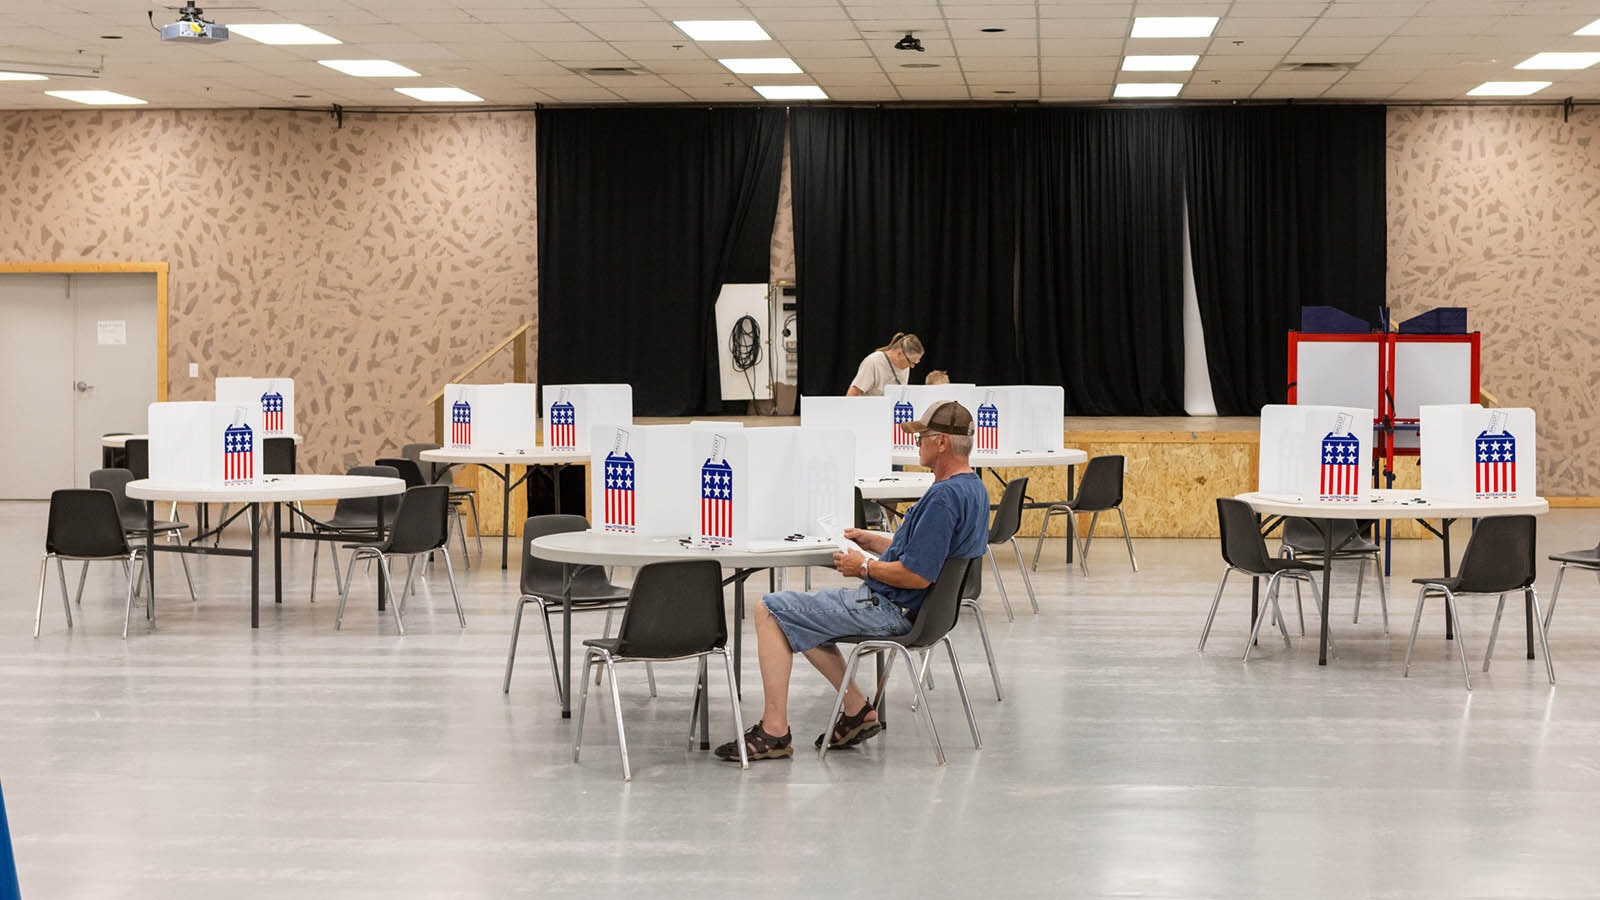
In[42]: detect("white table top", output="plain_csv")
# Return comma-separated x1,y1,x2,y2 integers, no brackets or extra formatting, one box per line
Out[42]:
530,530,837,570
104,432,303,448
419,447,589,466
1235,489,1549,520
856,472,934,500
891,447,1089,468
127,474,405,503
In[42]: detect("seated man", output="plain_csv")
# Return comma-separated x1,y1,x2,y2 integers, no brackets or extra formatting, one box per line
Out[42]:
716,400,991,761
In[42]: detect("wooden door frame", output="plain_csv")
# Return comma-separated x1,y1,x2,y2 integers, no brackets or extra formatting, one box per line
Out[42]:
0,262,169,400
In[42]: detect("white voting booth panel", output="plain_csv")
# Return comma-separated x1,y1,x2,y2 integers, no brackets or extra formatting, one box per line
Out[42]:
215,376,295,437
444,383,538,451
892,384,979,451
1420,405,1537,500
541,384,631,453
1259,404,1373,502
692,427,854,549
971,386,1065,456
1392,342,1478,451
148,401,263,486
590,424,697,538
800,396,893,476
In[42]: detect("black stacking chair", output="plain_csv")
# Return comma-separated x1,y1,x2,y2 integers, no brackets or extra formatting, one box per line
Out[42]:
1280,517,1388,633
572,559,746,781
301,465,402,601
1199,498,1326,660
505,515,634,700
89,468,196,604
1403,515,1552,690
983,477,1035,621
818,557,982,765
1542,539,1600,632
123,437,150,480
35,489,147,639
335,485,463,635
1032,454,1137,575
382,455,473,570
101,433,132,469
402,441,481,558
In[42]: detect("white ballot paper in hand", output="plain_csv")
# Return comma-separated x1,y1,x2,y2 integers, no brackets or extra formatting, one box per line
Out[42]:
818,513,878,560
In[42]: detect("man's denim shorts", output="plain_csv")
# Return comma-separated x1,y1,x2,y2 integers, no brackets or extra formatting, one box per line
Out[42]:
762,584,913,652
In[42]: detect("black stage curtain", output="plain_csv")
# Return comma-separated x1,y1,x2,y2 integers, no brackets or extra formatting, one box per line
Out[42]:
536,108,785,415
1184,106,1388,415
1015,109,1189,415
790,108,1019,395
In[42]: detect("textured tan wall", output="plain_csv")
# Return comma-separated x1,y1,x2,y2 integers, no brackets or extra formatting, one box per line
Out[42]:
0,108,537,476
1388,106,1600,497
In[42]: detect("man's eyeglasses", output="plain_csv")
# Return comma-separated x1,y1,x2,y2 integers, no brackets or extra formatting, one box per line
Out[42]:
914,432,944,447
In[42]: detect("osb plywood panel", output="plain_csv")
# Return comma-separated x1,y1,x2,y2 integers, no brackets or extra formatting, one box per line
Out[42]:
0,109,538,477
466,465,527,538
1388,106,1600,497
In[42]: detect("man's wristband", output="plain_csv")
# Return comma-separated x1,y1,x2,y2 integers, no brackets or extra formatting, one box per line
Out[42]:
860,558,870,579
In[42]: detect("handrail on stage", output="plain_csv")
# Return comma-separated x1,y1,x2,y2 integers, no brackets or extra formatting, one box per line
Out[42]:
429,321,533,444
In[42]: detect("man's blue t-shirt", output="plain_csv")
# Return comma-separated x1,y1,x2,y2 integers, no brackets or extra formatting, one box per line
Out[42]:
864,471,990,614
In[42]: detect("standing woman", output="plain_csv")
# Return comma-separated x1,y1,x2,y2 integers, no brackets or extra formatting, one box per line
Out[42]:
846,333,925,396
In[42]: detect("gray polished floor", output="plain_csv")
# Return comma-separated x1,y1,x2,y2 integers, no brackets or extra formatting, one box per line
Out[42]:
4,501,1600,898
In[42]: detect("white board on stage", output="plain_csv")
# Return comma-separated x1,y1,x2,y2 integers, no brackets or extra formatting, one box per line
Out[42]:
590,424,696,538
1420,405,1537,501
800,396,893,476
1293,341,1381,411
1258,404,1373,502
691,427,854,549
541,384,631,454
148,401,262,486
714,283,771,401
215,376,295,437
444,383,538,451
972,386,1065,455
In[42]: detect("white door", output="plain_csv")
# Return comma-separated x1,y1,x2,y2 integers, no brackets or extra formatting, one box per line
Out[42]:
0,272,159,499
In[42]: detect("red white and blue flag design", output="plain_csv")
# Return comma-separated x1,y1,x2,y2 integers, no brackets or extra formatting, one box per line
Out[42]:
701,458,734,545
891,400,915,451
1318,431,1361,501
450,398,471,448
976,402,1000,453
223,422,254,484
1475,430,1517,498
549,400,577,450
260,390,284,434
603,451,636,532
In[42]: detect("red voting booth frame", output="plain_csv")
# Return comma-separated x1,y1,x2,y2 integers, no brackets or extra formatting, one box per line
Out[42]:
1287,331,1480,487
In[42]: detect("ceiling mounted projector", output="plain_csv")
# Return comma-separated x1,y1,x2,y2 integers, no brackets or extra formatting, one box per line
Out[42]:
153,2,229,44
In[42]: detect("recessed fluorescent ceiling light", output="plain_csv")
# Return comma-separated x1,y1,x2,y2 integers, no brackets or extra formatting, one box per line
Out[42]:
46,89,146,105
719,57,802,74
0,71,48,81
1113,82,1183,98
674,20,772,42
395,87,483,102
1575,18,1600,36
1131,17,1218,39
1467,81,1551,97
1515,52,1600,70
754,85,827,100
1122,54,1199,72
230,24,341,45
317,59,419,77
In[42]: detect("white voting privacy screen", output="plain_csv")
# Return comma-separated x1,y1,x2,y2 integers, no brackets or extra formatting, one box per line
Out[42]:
215,376,294,436
590,424,697,538
1259,404,1373,502
1392,342,1477,451
541,384,631,454
692,427,854,550
148,401,262,486
971,386,1065,455
800,396,893,476
444,383,538,451
896,384,979,421
1420,405,1537,501
1292,341,1381,411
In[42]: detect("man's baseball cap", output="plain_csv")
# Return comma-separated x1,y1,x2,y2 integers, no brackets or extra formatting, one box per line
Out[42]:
903,400,975,436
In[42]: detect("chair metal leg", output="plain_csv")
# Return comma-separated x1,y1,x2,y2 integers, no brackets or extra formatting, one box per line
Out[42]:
1485,592,1508,671
1116,508,1138,572
720,649,748,769
820,647,868,761
503,598,527,694
1244,574,1292,661
1444,590,1470,690
1198,566,1234,652
1403,586,1429,678
334,551,361,631
309,540,320,602
1008,537,1039,614
1530,588,1556,685
466,495,483,556
440,549,465,627
963,598,1003,700
376,552,405,635
1081,511,1101,562
1030,505,1060,571
122,552,148,639
894,644,946,765
1544,565,1567,631
603,656,631,781
35,554,54,637
1353,555,1366,624
1374,553,1390,633
1065,512,1089,576
984,547,1015,622
573,649,596,762
941,637,982,749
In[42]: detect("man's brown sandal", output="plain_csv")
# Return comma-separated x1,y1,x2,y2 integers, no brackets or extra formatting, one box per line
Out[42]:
814,703,884,750
715,722,793,761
